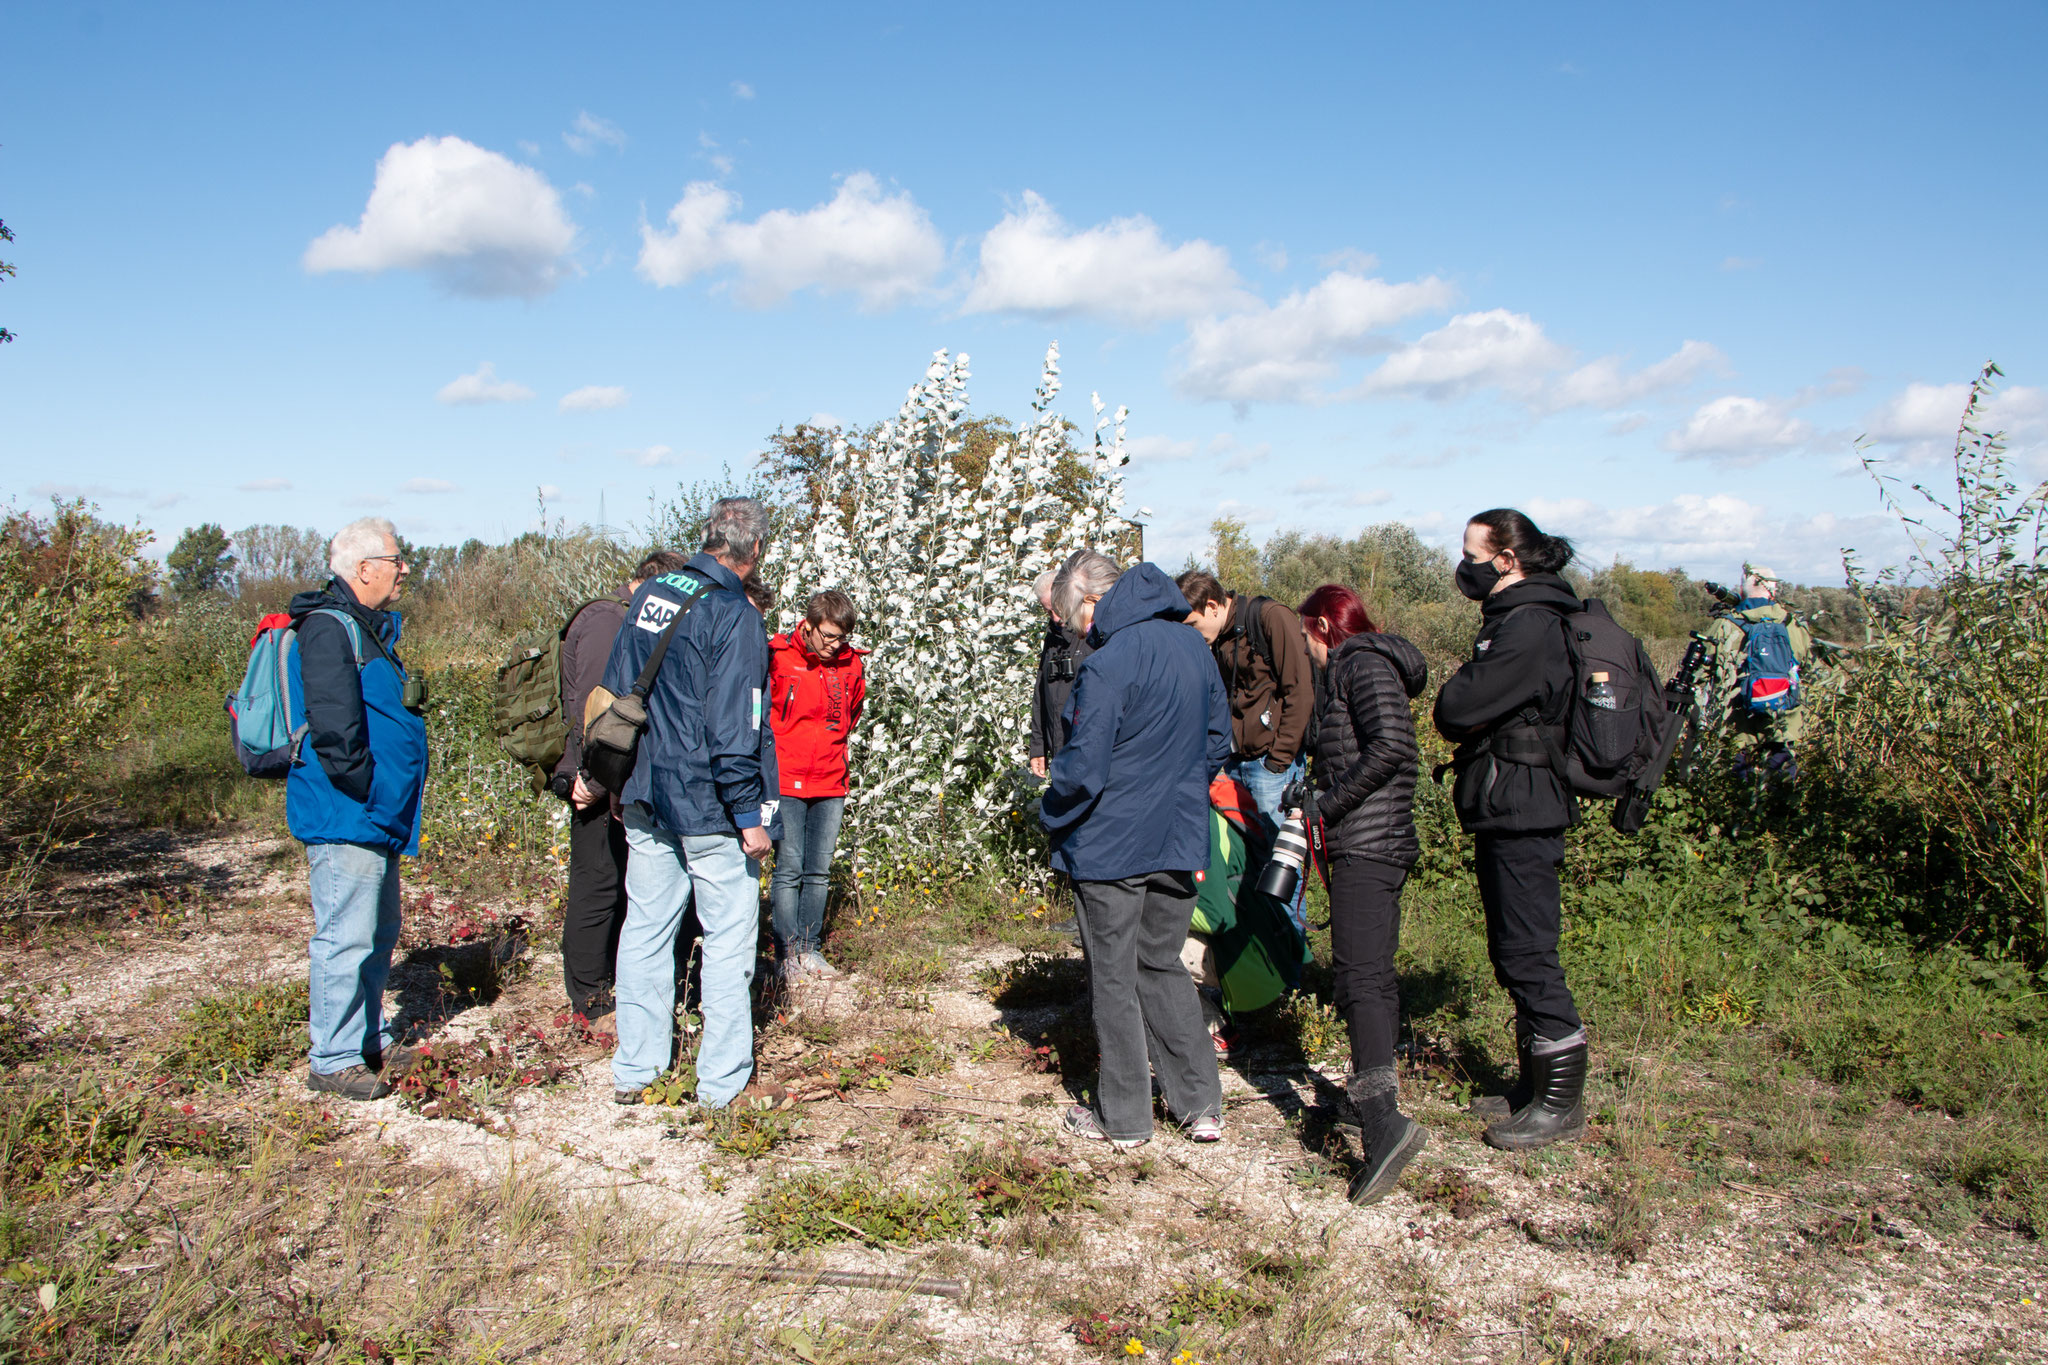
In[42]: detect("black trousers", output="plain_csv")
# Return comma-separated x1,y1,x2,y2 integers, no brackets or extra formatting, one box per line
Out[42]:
1475,831,1582,1041
1328,856,1407,1077
563,801,629,1015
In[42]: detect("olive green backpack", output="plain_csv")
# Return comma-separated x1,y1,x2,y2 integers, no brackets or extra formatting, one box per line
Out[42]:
492,599,607,779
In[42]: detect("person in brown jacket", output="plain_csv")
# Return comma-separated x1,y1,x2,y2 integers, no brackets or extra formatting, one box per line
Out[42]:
1176,570,1318,933
553,550,689,1017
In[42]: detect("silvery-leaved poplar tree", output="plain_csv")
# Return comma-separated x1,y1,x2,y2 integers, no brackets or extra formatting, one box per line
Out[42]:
762,343,1129,880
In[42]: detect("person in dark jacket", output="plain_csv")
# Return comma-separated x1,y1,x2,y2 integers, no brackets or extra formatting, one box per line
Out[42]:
1432,508,1588,1152
1028,568,1094,777
286,517,429,1101
1298,583,1429,1203
1042,551,1233,1148
603,499,784,1112
552,551,690,1019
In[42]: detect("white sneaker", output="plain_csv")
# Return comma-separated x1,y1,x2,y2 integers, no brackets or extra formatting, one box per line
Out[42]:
796,949,841,979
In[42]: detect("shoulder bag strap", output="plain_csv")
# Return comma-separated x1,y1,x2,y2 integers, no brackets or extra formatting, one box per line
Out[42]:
630,575,712,702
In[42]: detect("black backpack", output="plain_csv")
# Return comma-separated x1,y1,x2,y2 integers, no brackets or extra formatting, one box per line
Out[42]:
1493,598,1676,831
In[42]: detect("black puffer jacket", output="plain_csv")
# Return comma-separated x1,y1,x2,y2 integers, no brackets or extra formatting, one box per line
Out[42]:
1311,631,1428,868
1432,573,1581,834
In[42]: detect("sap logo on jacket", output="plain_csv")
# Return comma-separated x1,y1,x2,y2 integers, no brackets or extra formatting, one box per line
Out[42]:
1040,563,1234,882
601,554,771,838
284,581,428,856
768,631,868,799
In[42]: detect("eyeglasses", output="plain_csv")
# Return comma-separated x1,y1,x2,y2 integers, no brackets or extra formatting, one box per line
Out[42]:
809,626,847,645
362,555,411,569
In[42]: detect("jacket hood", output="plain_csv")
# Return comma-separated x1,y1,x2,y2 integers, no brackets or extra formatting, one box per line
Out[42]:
1089,563,1192,642
770,631,869,662
1481,572,1580,619
1732,601,1790,623
289,578,371,626
1335,630,1428,699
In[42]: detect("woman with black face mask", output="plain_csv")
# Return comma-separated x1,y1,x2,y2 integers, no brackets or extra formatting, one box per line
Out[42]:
1432,508,1588,1152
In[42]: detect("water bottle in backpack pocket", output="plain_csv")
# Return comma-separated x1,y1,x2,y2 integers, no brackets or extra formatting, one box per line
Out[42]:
1737,618,1802,714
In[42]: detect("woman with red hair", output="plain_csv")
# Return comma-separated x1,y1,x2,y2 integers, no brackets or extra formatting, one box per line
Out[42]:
1297,583,1429,1204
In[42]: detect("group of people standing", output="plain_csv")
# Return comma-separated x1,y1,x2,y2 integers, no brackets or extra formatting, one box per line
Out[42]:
282,497,1739,1211
1028,507,1598,1203
286,499,867,1111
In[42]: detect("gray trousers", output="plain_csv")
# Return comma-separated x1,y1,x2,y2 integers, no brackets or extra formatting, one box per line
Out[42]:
1073,870,1223,1141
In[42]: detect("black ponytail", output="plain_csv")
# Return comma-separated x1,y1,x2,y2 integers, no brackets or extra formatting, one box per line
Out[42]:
1469,508,1575,575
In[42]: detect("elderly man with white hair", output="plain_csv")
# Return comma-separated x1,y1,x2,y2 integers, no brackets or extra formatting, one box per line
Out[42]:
286,516,429,1100
1028,566,1095,780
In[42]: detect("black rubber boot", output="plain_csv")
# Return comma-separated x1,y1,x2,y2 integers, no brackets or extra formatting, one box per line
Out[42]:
1345,1066,1429,1205
1482,1038,1587,1151
1470,1021,1533,1122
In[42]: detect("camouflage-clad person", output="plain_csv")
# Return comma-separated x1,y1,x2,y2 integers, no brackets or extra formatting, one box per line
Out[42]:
1703,565,1816,776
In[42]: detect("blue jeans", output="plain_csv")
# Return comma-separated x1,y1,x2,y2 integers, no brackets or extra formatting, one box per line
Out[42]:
305,841,403,1075
613,807,761,1108
1226,755,1309,937
770,795,844,957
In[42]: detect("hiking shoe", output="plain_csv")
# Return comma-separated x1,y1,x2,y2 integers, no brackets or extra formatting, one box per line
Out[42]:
1211,1023,1248,1059
308,1066,392,1101
376,1045,421,1081
1184,1114,1224,1143
614,1086,646,1106
734,1079,793,1112
1349,1115,1428,1205
1060,1103,1148,1149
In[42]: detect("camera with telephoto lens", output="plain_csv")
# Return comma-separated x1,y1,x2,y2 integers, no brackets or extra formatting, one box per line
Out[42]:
1254,778,1313,902
547,771,575,801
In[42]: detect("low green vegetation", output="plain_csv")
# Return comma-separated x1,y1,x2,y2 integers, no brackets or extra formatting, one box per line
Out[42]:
153,981,309,1089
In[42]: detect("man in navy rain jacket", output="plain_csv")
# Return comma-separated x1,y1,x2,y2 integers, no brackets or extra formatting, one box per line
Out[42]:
1042,554,1233,1147
602,497,782,1110
287,517,429,1101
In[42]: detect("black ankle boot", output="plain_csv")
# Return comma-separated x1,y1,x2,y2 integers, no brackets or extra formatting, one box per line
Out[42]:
1345,1067,1428,1205
1481,1038,1587,1152
1470,1022,1533,1121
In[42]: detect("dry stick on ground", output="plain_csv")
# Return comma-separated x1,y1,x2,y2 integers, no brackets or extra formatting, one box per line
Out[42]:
427,1256,964,1298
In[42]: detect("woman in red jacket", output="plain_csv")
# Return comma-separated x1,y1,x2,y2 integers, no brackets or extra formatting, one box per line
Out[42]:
767,589,867,980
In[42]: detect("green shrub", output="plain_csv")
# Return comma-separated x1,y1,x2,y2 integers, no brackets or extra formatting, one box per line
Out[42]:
745,1170,971,1249
155,982,310,1088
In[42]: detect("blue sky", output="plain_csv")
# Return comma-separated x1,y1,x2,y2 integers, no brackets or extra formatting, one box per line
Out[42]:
3,2,2044,582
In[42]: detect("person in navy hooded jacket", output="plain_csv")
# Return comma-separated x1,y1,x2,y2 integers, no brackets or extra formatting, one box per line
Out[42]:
602,498,785,1111
1042,550,1234,1147
287,517,428,1101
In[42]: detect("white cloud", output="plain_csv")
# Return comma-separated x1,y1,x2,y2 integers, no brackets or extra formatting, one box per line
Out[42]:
436,361,534,405
238,477,292,492
1661,395,1813,462
1525,492,1904,582
1861,380,2046,466
33,482,180,508
1290,476,1391,508
1127,434,1197,462
731,81,755,100
303,136,578,298
537,484,563,500
624,444,678,466
561,385,629,413
1209,434,1273,471
961,192,1252,326
1254,242,1288,271
1863,381,1970,445
401,477,458,494
1360,309,1569,400
808,412,842,430
1540,340,1726,411
1174,270,1456,404
562,112,625,156
637,172,943,310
